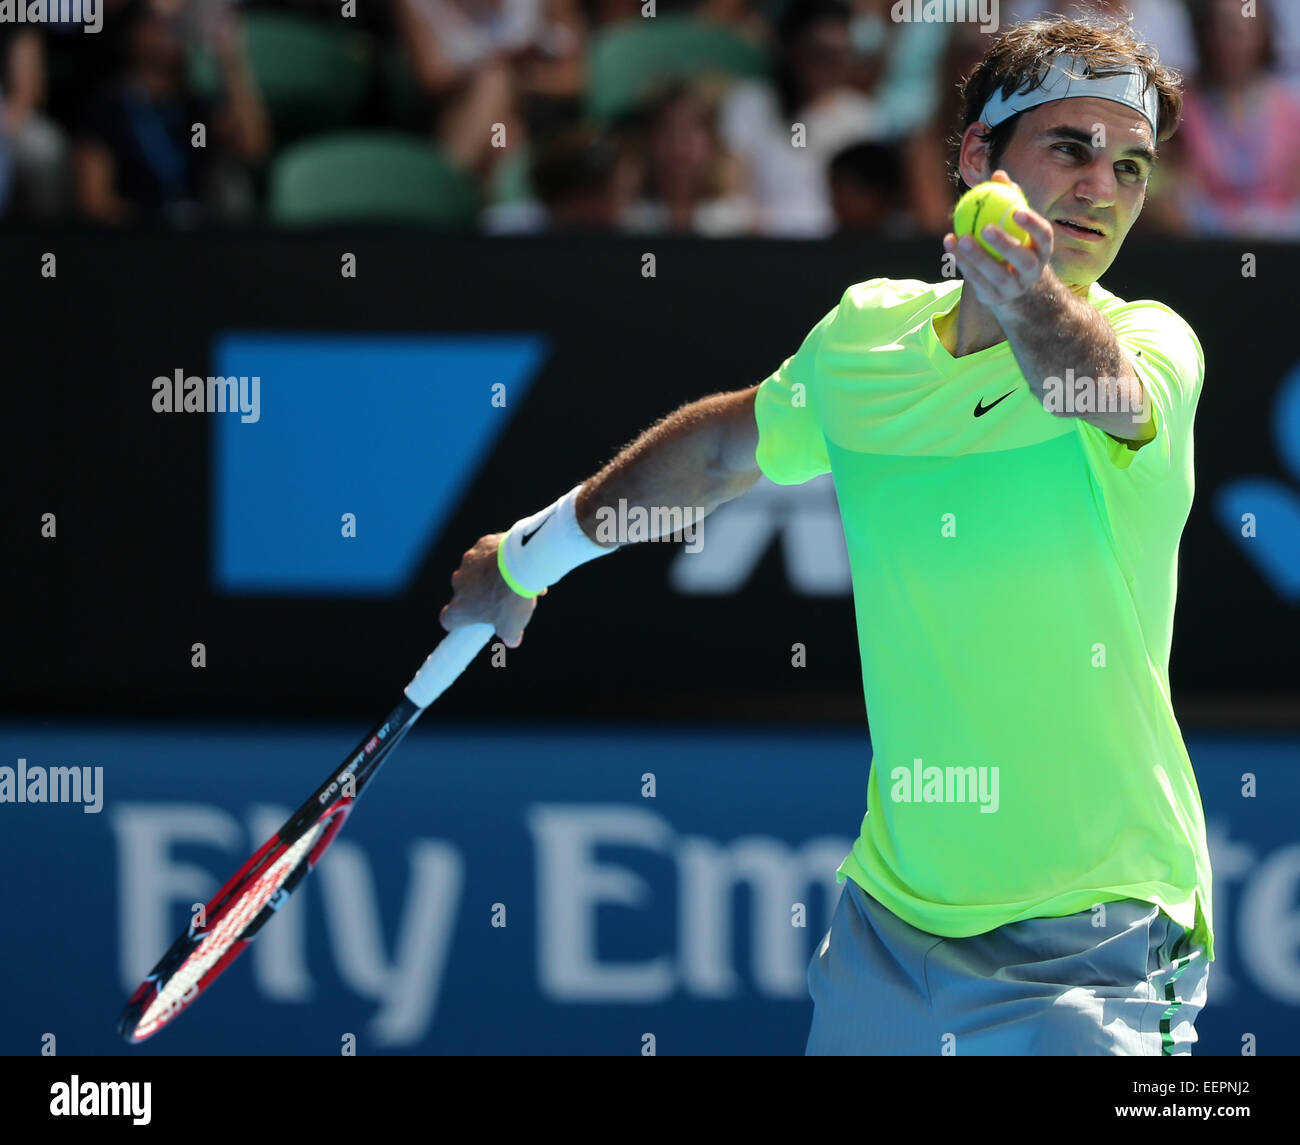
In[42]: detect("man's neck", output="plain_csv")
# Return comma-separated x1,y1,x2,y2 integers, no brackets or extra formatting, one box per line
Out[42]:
941,277,1092,358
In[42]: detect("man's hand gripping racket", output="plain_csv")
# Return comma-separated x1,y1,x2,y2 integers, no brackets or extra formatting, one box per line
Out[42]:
119,489,600,1042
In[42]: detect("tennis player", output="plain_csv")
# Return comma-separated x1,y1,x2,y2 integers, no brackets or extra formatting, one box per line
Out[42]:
440,13,1213,1055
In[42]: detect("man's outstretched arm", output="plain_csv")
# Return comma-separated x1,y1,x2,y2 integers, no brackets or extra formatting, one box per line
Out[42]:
439,385,762,647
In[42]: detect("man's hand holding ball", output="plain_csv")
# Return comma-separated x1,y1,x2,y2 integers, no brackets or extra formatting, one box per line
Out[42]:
944,170,1054,309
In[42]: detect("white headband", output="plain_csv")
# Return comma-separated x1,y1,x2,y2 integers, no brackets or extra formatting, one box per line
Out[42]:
979,54,1159,138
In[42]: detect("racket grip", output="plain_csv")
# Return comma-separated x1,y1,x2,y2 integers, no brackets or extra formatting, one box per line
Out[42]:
404,622,495,708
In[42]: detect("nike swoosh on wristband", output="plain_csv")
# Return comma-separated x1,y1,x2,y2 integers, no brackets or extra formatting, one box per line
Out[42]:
520,511,554,546
973,391,1015,417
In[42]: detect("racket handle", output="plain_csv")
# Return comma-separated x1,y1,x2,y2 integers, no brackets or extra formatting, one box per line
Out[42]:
404,622,495,708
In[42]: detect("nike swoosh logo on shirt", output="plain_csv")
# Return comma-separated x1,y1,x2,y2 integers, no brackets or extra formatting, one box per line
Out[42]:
973,391,1015,417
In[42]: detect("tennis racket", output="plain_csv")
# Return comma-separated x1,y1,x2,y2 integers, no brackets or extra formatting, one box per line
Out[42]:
117,622,495,1044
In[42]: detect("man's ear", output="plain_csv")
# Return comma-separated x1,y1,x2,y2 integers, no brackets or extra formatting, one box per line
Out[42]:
957,123,994,189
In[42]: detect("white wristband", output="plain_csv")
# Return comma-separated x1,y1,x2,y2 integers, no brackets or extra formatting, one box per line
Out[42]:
497,484,615,598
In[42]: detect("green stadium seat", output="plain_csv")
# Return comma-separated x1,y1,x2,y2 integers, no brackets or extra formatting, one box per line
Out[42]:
190,14,372,139
268,133,480,225
586,16,769,122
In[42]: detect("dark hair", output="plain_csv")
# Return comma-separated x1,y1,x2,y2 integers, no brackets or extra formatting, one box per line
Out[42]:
109,0,167,71
948,12,1184,192
530,125,622,208
777,0,853,43
629,77,728,203
775,0,854,120
636,76,709,130
830,141,903,195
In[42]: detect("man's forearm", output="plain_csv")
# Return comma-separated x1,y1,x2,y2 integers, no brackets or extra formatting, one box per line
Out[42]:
574,388,761,544
994,269,1152,441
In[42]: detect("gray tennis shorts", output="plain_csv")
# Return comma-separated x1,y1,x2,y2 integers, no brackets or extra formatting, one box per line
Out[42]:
806,878,1210,1055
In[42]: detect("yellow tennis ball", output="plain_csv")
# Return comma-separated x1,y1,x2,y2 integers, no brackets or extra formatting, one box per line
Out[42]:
953,181,1032,260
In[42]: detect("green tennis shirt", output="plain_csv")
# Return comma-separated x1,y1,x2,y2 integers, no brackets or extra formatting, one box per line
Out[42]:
755,276,1214,960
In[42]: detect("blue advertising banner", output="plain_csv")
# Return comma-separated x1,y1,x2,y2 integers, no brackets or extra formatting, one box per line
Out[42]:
0,724,1295,1056
212,333,547,595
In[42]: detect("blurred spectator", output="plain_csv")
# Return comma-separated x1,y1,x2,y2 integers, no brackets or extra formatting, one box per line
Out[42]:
621,79,754,234
41,8,123,136
581,0,640,27
843,0,949,139
1150,0,1300,237
902,18,986,233
583,0,701,26
515,0,587,141
482,121,638,231
1007,1,1196,77
1272,0,1300,97
0,29,68,218
72,0,269,225
241,0,387,22
695,0,773,46
394,0,585,183
829,138,910,232
718,0,884,235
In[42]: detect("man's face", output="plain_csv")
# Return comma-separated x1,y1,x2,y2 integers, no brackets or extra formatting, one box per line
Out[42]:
962,96,1156,287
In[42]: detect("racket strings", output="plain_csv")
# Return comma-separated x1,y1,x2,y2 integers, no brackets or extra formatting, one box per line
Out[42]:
134,821,327,1038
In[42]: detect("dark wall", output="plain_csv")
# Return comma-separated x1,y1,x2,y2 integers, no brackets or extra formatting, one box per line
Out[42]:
4,230,1297,725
